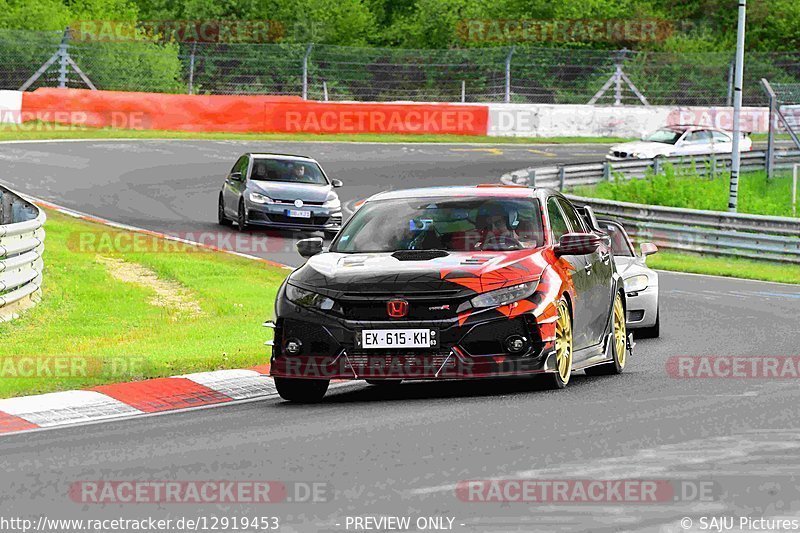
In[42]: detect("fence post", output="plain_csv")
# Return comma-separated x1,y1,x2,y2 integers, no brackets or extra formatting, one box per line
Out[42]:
603,162,611,181
302,43,314,100
726,60,734,106
766,86,776,180
529,169,536,188
653,157,661,176
558,167,566,191
188,42,197,95
504,46,515,103
57,27,71,88
461,80,466,103
323,81,328,101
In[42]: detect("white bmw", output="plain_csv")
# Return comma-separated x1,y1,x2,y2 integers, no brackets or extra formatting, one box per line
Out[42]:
606,125,752,161
598,218,660,338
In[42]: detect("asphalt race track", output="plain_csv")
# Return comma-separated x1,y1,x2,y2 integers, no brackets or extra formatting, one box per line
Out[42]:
2,140,800,532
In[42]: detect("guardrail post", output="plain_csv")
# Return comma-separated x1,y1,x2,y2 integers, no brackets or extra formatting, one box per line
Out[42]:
653,157,661,176
302,43,314,100
529,169,536,188
558,167,566,191
710,154,717,178
504,46,515,103
603,162,611,181
187,42,197,95
0,190,12,225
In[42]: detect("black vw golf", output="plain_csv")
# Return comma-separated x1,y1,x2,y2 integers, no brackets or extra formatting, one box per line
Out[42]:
268,186,629,402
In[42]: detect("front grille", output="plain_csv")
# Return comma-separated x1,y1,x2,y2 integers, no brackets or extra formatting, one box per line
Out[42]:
273,199,324,206
265,213,331,225
341,296,465,321
346,353,455,375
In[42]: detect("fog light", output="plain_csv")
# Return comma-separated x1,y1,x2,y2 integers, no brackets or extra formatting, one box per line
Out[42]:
505,335,527,354
285,338,303,355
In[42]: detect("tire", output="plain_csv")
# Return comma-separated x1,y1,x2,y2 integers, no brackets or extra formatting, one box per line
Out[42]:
365,379,403,386
545,298,573,390
586,292,627,376
236,200,248,231
275,378,329,403
218,194,232,226
636,309,660,339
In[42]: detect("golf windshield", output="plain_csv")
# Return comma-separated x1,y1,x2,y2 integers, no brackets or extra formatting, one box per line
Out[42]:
249,159,327,185
332,197,544,253
643,129,682,144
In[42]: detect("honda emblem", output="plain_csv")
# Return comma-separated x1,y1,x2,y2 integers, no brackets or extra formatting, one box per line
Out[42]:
387,299,409,318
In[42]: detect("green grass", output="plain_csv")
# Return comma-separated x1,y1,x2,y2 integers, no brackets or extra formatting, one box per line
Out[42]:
0,209,287,398
571,165,799,218
0,122,630,144
649,251,800,284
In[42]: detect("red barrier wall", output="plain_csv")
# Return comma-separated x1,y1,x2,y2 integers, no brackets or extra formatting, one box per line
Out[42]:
21,88,489,136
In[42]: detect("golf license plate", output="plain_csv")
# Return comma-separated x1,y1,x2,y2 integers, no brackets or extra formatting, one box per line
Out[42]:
359,329,438,349
286,209,311,218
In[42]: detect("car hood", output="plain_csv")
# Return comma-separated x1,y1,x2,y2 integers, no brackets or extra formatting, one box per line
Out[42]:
288,249,551,297
610,141,674,156
613,256,653,278
250,181,333,203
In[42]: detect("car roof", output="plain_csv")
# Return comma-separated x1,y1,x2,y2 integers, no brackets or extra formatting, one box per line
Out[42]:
660,125,731,134
365,185,558,203
248,153,319,162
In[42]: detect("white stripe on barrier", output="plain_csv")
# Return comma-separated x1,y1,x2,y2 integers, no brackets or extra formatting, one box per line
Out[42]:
0,90,22,125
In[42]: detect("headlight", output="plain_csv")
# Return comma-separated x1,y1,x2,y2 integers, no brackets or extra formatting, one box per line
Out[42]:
470,281,537,309
624,274,649,293
286,283,340,312
323,194,341,209
249,192,273,204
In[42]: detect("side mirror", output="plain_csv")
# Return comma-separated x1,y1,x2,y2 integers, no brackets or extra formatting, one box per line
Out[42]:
640,242,658,257
296,237,324,258
555,233,601,257
230,171,243,182
331,179,343,188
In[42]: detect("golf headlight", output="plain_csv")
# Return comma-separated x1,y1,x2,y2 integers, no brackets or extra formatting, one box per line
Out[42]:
624,274,649,293
323,194,340,209
249,192,273,204
286,283,340,312
470,281,537,309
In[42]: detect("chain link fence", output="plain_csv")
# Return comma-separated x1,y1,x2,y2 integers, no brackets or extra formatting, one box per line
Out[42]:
3,28,800,106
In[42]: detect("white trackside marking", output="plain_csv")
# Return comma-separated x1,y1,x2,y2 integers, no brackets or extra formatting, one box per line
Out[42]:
0,390,143,427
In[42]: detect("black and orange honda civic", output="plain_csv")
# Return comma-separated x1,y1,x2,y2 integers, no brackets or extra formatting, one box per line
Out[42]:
267,186,631,402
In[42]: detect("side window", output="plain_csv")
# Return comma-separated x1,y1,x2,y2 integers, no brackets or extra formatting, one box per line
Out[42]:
232,156,249,176
558,199,586,233
712,131,731,143
685,130,712,144
547,198,569,241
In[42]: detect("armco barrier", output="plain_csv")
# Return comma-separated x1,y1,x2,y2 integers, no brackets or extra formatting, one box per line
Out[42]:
0,186,45,321
20,88,489,135
499,151,800,263
567,195,800,263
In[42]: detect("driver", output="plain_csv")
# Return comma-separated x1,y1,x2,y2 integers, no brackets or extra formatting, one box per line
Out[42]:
474,204,521,250
290,163,306,181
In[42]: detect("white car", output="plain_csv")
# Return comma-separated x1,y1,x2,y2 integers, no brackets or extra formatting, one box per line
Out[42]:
606,125,753,161
597,218,660,338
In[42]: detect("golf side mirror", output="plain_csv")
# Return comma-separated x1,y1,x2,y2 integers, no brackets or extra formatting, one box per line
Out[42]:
297,237,324,258
230,171,243,182
331,179,343,188
555,233,602,257
641,242,658,257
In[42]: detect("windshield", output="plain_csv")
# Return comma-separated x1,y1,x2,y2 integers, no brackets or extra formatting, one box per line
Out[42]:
249,159,327,185
643,129,682,144
600,221,635,257
332,197,544,253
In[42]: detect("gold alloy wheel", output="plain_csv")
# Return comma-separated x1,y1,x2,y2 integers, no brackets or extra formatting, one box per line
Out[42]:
554,300,573,384
613,294,627,369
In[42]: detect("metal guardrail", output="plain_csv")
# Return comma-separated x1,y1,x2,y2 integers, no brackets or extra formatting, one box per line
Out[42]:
500,149,800,190
500,150,800,263
0,185,45,321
